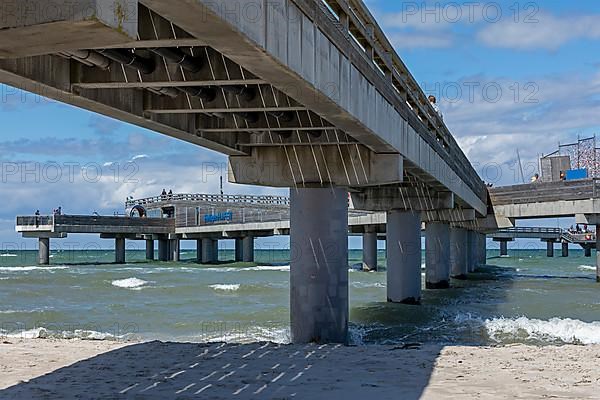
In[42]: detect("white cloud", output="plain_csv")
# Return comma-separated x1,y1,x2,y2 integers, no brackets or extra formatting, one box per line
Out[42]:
387,32,453,49
477,13,600,50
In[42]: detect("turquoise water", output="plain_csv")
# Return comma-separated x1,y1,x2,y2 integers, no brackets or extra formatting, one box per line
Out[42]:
0,249,599,346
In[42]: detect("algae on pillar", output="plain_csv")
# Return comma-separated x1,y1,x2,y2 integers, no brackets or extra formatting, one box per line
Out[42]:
386,210,422,304
290,187,348,344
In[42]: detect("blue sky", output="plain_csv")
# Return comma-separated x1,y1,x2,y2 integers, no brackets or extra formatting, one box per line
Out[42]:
1,0,600,250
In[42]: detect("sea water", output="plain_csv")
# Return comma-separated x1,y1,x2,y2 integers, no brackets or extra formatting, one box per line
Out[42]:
0,249,599,346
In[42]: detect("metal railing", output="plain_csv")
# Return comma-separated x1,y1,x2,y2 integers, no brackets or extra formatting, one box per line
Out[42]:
126,193,290,208
496,227,563,235
16,216,53,226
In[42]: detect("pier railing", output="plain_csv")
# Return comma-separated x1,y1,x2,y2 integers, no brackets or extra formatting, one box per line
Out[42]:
126,193,290,208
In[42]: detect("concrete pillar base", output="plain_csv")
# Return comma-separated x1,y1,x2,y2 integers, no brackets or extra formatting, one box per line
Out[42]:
158,239,169,261
450,228,467,278
585,247,592,258
546,241,555,258
115,237,126,264
202,238,217,264
596,225,600,283
386,210,422,304
196,240,202,263
290,187,348,344
145,240,155,261
500,240,508,257
170,239,180,262
38,237,50,265
561,242,569,258
362,231,378,272
425,222,451,290
242,236,254,262
235,238,243,262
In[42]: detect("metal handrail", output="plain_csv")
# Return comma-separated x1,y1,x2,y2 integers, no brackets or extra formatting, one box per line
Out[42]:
126,193,290,208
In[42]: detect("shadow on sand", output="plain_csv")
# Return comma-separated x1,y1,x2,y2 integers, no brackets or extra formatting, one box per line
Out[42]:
1,341,445,399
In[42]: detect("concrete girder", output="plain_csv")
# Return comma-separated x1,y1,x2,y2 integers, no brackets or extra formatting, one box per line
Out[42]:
0,0,138,58
138,0,487,215
351,186,454,212
228,146,403,187
0,56,245,155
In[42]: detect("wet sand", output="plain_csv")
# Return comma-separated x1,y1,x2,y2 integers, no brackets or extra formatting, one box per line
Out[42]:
0,339,598,399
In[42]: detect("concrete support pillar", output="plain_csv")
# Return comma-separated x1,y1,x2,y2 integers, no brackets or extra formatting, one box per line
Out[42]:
115,237,126,264
242,236,254,262
170,239,180,262
467,231,477,273
425,222,450,289
362,231,378,272
38,237,50,265
546,241,554,258
561,242,569,258
500,240,508,257
386,210,422,304
450,228,468,279
202,238,217,264
585,246,592,258
158,239,169,261
479,233,487,266
145,240,155,261
235,238,243,262
196,239,202,263
596,226,600,283
290,187,348,344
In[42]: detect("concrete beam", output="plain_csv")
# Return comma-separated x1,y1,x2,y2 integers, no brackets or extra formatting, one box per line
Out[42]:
229,146,403,187
0,0,138,58
352,187,453,212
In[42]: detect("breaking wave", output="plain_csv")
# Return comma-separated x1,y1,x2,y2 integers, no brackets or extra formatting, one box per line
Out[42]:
485,316,600,345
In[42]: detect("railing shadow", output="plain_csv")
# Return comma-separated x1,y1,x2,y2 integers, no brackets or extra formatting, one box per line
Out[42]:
0,340,443,399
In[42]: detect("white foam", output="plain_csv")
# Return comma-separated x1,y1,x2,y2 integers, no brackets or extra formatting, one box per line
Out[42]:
1,327,130,341
202,326,290,344
209,284,241,292
485,317,600,345
0,266,68,272
0,254,17,257
351,282,385,289
111,277,150,289
579,265,596,271
244,265,290,272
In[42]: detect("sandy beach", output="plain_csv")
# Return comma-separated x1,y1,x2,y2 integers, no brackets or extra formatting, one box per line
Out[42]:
0,339,598,399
